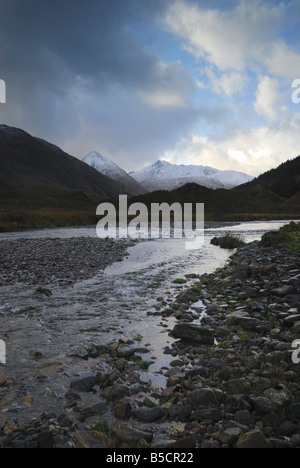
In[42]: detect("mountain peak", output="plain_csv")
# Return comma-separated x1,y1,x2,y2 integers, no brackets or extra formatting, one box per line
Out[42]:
83,151,147,195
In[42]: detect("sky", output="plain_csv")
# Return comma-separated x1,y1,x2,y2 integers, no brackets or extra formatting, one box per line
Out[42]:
1,0,300,177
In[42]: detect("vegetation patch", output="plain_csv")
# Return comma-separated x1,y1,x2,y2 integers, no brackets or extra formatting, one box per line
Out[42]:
210,233,246,250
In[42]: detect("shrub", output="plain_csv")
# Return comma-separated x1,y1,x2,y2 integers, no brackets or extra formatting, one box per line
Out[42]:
210,233,245,250
259,230,290,247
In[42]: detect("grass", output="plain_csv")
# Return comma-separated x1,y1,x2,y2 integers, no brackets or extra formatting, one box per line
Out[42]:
133,358,152,370
172,278,187,284
259,221,300,249
210,233,246,250
0,209,99,232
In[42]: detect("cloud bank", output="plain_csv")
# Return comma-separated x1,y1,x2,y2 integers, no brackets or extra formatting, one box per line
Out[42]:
0,0,300,175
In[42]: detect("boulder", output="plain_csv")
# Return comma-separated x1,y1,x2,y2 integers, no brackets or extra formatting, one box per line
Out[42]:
171,323,214,345
236,430,272,448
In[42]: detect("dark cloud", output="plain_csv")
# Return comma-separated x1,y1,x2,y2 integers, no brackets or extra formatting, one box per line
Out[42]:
0,0,200,169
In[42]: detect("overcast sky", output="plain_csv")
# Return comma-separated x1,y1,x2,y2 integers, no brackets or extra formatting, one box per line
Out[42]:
1,0,300,176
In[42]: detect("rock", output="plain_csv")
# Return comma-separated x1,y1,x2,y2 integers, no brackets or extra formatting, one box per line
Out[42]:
218,427,242,446
79,402,107,420
225,378,251,394
3,422,18,435
234,409,253,426
236,429,272,448
278,420,297,436
283,315,300,327
135,406,164,423
171,323,214,345
114,401,132,420
143,395,160,408
214,326,231,338
190,408,222,422
190,388,224,406
117,344,136,358
287,403,300,420
37,431,53,448
105,384,129,402
118,425,153,444
235,317,262,331
265,351,288,364
264,385,291,406
271,285,295,297
168,437,196,448
38,361,64,374
176,289,197,304
70,376,97,393
249,395,277,415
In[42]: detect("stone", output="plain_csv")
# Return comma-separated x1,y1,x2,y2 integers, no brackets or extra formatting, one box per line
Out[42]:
171,323,214,345
264,385,291,406
143,395,160,408
283,315,300,327
190,408,222,422
79,402,107,419
118,425,153,444
114,401,132,420
287,403,300,420
234,409,253,426
37,431,53,449
38,361,64,374
135,406,164,423
3,422,18,435
225,378,251,394
278,420,297,436
106,384,129,402
235,317,262,331
117,344,136,358
70,376,97,393
271,285,295,297
249,395,277,415
190,388,224,406
218,428,242,446
236,430,272,448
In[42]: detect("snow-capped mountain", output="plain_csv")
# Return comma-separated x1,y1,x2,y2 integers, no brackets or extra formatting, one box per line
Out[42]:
82,151,146,194
129,160,254,191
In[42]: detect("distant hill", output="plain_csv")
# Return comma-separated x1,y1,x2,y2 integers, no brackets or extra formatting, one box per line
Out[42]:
83,151,147,195
235,156,300,198
235,155,300,214
0,125,135,210
129,160,254,191
131,156,300,220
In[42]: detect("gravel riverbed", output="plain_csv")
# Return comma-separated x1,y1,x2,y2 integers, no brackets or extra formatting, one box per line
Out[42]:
0,237,135,287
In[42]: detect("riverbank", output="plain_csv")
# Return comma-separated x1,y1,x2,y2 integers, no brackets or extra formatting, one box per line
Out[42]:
1,223,300,448
0,237,135,287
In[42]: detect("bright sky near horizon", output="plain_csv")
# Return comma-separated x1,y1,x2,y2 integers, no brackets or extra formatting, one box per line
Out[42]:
1,0,300,176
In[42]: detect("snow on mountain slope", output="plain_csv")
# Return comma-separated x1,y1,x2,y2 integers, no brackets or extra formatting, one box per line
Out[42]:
129,160,254,191
82,151,146,194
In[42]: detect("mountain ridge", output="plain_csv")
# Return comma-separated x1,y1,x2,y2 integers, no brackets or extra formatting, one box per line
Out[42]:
0,125,135,210
129,159,254,191
82,151,146,195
